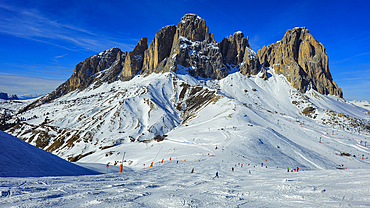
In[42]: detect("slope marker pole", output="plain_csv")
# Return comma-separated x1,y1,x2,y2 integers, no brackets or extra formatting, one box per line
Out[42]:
119,152,126,173
163,148,171,161
152,147,163,167
122,152,126,163
169,147,176,161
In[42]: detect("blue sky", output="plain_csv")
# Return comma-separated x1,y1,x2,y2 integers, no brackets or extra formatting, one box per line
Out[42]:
0,0,369,101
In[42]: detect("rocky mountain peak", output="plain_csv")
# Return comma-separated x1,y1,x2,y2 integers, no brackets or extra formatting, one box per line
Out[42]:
20,15,344,114
19,47,127,112
121,37,148,80
176,14,215,42
220,31,250,65
257,27,343,97
142,25,177,75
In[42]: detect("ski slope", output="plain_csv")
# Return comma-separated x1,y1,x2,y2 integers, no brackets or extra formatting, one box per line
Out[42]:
0,131,99,177
1,147,369,207
1,67,370,207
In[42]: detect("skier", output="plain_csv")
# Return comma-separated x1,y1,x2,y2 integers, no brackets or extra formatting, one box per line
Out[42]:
249,170,251,174
287,167,289,172
232,167,234,172
191,168,194,173
297,167,299,172
214,171,219,178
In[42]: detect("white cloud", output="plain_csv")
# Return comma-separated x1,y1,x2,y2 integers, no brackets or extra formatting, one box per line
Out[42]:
0,2,136,52
0,74,64,95
331,52,370,64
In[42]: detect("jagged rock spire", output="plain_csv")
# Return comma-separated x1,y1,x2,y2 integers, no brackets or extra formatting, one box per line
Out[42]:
176,14,215,42
121,37,148,80
220,31,250,65
142,25,177,74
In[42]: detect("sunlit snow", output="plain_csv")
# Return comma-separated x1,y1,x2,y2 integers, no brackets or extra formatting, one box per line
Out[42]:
1,67,369,207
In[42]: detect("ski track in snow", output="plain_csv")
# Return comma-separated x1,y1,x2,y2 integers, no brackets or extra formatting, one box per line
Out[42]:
1,160,370,207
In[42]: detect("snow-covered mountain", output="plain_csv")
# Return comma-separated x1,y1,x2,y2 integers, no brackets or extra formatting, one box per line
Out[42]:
17,93,44,100
3,69,369,169
1,14,369,172
349,100,370,111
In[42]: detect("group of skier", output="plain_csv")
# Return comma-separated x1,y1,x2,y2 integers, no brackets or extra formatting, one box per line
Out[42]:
184,146,303,178
189,164,302,179
287,167,299,172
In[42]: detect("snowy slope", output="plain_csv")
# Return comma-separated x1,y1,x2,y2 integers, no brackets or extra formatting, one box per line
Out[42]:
0,131,99,177
1,150,369,207
1,65,370,207
349,100,370,111
3,67,369,172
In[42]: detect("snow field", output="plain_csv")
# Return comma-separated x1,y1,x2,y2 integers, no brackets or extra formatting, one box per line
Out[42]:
1,66,370,207
1,157,369,207
0,131,99,177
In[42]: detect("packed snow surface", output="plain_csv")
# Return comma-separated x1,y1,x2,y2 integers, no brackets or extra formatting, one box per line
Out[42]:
0,131,99,177
1,152,369,207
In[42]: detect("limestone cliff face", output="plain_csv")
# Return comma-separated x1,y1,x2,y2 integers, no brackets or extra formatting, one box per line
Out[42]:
219,31,260,77
240,46,260,77
19,47,127,112
175,14,215,42
220,31,249,65
20,15,344,114
139,14,260,80
162,14,226,79
142,25,176,74
257,27,342,97
121,37,148,80
68,47,125,91
20,37,149,112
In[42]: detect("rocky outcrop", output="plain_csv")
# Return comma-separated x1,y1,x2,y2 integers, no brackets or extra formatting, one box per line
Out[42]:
121,37,148,80
67,47,125,92
20,37,149,112
168,35,225,79
259,67,269,81
19,47,127,113
19,15,344,114
220,31,250,65
257,27,342,97
162,14,226,79
175,14,215,42
142,25,176,74
240,47,260,77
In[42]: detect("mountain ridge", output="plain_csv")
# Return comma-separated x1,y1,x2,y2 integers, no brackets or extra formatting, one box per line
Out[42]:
19,14,341,114
3,14,367,167
4,69,369,164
